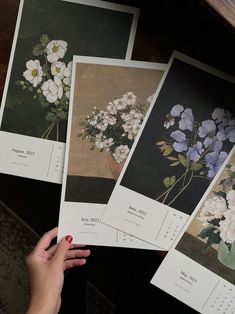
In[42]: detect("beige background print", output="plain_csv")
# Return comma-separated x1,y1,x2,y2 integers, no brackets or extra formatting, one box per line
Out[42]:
67,63,163,178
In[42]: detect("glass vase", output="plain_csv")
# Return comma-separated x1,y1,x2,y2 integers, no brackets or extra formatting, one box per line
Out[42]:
217,240,235,270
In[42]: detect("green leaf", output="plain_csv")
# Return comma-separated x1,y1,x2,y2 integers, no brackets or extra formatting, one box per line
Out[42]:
178,154,189,167
170,161,180,166
33,43,44,56
156,141,165,146
169,176,176,186
40,34,50,46
198,226,215,239
163,146,173,156
166,156,178,161
190,162,203,171
213,191,226,199
45,112,56,122
57,111,67,120
207,232,221,247
163,177,170,188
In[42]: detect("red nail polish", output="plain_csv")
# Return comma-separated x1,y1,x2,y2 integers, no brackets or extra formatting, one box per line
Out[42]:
65,235,73,243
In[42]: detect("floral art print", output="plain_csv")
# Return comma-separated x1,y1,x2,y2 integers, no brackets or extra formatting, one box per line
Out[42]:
0,0,135,143
64,62,163,203
79,92,152,165
155,106,234,206
16,34,71,140
176,152,235,284
120,58,235,215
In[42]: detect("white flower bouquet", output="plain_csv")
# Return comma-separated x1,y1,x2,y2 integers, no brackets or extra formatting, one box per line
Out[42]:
197,163,235,268
16,34,72,140
79,92,153,164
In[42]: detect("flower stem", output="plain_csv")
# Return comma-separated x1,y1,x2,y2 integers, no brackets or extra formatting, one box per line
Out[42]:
41,121,55,139
155,169,190,202
167,171,194,206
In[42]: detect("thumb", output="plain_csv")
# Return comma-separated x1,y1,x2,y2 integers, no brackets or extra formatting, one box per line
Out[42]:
52,235,73,265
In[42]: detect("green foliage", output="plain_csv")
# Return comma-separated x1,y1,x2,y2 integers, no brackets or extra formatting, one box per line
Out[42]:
163,176,176,188
197,225,221,248
190,161,203,171
178,154,189,168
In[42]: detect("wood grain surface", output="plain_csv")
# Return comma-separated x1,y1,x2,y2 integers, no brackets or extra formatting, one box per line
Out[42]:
206,0,235,27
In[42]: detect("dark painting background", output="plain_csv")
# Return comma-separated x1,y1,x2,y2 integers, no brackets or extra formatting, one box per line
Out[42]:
121,58,235,214
1,0,134,142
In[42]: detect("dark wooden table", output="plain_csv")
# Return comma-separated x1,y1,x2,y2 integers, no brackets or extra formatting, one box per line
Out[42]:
0,1,234,313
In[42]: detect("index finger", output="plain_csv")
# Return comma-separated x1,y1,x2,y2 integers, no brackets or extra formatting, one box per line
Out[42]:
34,227,58,251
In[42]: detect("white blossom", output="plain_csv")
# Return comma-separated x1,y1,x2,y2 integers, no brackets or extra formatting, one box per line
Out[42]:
121,110,143,140
89,111,116,132
226,190,235,210
197,196,227,226
41,77,63,103
122,92,136,105
46,40,67,63
147,93,155,104
23,60,43,87
95,134,114,150
113,97,126,110
106,102,117,114
51,61,66,79
63,61,72,86
112,145,129,163
219,209,235,243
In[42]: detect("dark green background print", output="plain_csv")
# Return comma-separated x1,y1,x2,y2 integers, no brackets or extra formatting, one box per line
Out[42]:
1,0,134,142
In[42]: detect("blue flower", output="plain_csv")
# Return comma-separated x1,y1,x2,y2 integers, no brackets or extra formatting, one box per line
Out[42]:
212,108,232,127
198,120,216,138
204,136,222,152
170,104,184,117
212,108,226,123
217,123,235,143
170,130,188,152
187,141,204,161
205,151,228,178
226,126,235,142
179,108,194,131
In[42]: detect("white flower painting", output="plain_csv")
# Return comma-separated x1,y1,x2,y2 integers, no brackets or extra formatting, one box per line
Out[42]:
79,92,150,164
16,34,72,141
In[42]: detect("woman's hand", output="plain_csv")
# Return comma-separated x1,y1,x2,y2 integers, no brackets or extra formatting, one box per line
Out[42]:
26,227,90,314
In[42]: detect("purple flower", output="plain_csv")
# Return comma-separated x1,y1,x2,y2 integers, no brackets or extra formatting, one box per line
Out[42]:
204,136,222,152
216,125,227,141
205,151,228,178
179,108,194,131
198,120,216,138
212,108,232,127
170,104,184,117
170,130,188,152
216,124,235,143
212,108,225,123
187,141,204,161
226,126,235,142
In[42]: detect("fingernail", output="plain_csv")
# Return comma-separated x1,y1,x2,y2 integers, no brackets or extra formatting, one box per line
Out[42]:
65,235,73,243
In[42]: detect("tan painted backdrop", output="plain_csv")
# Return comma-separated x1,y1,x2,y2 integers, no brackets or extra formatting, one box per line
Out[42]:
67,63,164,178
